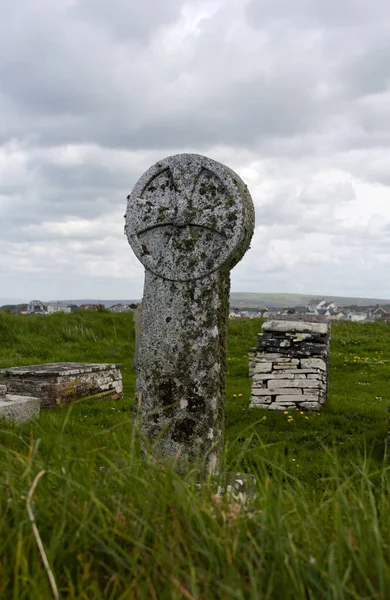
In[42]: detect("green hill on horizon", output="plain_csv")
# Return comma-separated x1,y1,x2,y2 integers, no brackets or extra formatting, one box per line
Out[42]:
230,292,390,308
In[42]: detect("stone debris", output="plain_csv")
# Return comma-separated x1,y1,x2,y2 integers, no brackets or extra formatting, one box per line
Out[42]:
125,153,254,473
0,363,123,407
249,319,330,411
217,472,257,505
0,384,40,424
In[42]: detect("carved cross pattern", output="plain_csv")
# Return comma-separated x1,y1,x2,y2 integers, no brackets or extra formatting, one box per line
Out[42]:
130,166,237,238
125,154,251,282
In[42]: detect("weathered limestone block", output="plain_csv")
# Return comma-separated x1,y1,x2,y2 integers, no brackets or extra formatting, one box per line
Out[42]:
249,319,330,412
249,396,272,406
0,363,123,407
268,387,303,394
298,401,321,411
262,321,328,335
253,373,306,381
254,362,273,373
126,153,254,473
268,403,295,410
0,395,40,424
300,358,327,370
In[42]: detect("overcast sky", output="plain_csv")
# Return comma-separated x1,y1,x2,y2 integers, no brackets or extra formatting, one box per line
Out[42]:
1,0,390,302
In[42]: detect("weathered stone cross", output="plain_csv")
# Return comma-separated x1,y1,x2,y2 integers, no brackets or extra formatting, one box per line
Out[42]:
125,153,254,473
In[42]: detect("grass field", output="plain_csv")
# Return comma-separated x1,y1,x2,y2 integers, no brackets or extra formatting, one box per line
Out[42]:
0,311,389,599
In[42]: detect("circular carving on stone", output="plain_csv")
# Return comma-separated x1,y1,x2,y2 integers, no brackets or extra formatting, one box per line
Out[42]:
125,153,255,281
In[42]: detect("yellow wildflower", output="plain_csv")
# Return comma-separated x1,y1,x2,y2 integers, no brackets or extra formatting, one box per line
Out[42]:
233,394,237,397
283,411,289,414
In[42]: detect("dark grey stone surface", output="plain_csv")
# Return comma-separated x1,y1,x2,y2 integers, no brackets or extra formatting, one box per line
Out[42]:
125,153,254,473
0,362,121,376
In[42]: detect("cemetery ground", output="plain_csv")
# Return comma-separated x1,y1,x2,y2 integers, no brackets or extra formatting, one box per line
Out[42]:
0,312,389,599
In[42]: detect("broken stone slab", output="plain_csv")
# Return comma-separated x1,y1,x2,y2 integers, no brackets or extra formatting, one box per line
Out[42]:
299,380,326,389
298,401,321,411
254,353,284,360
249,401,271,408
249,395,272,404
253,373,307,381
274,358,300,364
274,395,320,403
287,344,328,358
251,388,281,396
267,387,303,395
0,363,123,407
295,395,324,402
267,403,296,410
276,368,323,374
0,395,40,424
268,379,324,389
253,362,273,373
262,320,328,335
0,384,7,396
300,358,327,371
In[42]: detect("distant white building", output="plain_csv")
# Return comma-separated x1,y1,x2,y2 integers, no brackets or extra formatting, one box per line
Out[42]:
307,299,338,317
344,310,368,322
46,304,71,314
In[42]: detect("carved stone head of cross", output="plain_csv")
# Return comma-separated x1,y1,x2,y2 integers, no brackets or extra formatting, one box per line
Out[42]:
126,154,254,282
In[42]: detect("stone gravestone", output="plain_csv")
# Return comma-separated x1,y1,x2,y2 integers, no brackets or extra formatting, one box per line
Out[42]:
125,153,254,473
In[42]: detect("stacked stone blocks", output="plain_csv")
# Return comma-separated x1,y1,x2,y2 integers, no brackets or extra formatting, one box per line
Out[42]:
249,320,330,411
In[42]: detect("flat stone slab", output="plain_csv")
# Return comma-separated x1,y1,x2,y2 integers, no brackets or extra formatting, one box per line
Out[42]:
262,320,328,335
0,395,40,424
0,362,123,407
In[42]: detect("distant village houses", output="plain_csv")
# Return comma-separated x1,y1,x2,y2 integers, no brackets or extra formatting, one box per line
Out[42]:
109,303,138,313
19,301,74,316
79,303,105,311
47,303,72,314
228,298,390,323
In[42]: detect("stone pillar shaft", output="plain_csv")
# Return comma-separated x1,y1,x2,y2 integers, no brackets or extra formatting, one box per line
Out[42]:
135,270,229,472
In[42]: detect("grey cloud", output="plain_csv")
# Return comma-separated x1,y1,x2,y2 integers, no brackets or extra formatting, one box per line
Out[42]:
341,42,390,97
72,0,184,40
0,0,359,152
245,0,390,28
